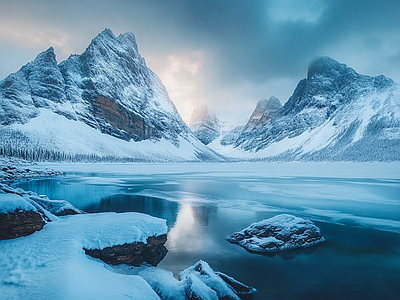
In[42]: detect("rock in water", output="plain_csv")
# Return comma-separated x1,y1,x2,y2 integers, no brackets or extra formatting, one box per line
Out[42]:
84,234,168,267
179,260,257,300
226,214,324,253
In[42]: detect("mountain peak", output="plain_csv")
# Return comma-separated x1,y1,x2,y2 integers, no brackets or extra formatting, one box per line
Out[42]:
257,96,282,111
240,96,282,134
97,28,116,39
84,28,139,57
189,105,221,145
190,104,211,128
33,47,57,66
307,56,351,80
117,32,139,53
89,28,116,47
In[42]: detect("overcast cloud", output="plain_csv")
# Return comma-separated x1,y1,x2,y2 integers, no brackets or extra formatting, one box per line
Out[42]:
0,0,399,124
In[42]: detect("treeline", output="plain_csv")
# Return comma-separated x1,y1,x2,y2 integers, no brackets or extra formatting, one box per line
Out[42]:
0,128,147,162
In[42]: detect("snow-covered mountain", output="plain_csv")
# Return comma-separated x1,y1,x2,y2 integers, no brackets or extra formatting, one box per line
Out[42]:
241,96,282,133
207,97,282,156
189,105,222,145
0,29,223,162
231,57,400,161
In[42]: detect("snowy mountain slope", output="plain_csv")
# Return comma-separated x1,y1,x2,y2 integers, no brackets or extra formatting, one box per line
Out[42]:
0,29,223,162
241,96,282,133
206,97,282,157
189,105,222,145
231,57,400,161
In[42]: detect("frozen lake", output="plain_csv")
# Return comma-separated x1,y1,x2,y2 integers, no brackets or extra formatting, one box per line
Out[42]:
14,162,400,299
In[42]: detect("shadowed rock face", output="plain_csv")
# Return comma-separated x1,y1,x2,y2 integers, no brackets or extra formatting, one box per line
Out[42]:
92,95,153,141
242,96,282,133
84,234,168,267
0,210,45,240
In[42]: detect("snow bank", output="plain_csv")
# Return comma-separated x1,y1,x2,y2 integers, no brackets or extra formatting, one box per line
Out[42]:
72,213,167,250
0,194,36,213
0,212,167,300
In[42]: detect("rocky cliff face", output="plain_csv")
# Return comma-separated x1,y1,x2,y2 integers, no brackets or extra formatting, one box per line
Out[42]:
242,96,282,132
0,29,222,162
233,57,400,161
232,96,282,147
189,105,222,145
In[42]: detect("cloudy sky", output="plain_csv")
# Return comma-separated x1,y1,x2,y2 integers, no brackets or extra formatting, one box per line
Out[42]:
0,0,399,124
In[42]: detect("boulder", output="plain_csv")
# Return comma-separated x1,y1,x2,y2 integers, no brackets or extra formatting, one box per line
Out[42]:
84,234,168,267
29,195,82,216
0,184,81,217
179,260,257,300
0,194,46,240
226,214,324,253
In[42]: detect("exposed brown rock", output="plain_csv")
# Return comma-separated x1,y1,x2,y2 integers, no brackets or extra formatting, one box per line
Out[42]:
84,234,168,266
92,95,154,141
54,208,80,216
0,210,45,240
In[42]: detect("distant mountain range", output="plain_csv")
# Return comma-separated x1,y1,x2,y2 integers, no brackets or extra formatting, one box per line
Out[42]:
0,29,398,162
0,29,223,162
189,105,222,145
195,57,400,161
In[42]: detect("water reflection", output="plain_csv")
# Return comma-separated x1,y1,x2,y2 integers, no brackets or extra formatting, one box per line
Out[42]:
167,204,199,251
13,176,121,209
83,194,179,228
10,169,400,299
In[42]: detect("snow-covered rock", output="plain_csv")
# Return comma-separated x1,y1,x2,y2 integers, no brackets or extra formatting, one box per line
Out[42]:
226,214,324,253
0,193,37,214
189,105,222,145
0,166,82,240
0,179,81,217
0,164,62,183
229,57,400,161
0,194,45,240
179,260,242,300
0,29,223,162
133,260,257,300
29,195,82,216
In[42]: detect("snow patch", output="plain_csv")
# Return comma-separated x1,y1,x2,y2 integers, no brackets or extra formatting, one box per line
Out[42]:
0,194,36,213
0,212,167,299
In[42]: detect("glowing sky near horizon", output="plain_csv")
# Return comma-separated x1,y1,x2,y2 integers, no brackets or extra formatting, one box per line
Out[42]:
0,0,399,124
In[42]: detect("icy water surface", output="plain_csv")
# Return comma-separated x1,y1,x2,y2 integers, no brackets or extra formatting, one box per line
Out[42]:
14,163,400,300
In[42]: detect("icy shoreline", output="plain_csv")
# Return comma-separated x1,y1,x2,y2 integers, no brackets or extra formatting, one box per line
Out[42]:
0,162,168,299
0,161,257,299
